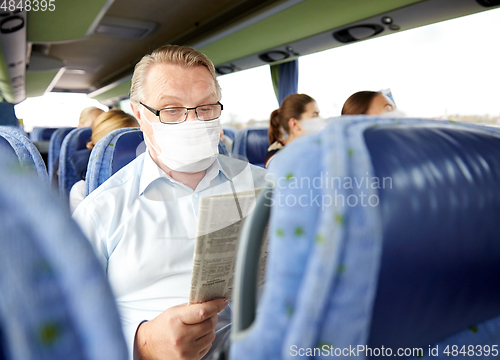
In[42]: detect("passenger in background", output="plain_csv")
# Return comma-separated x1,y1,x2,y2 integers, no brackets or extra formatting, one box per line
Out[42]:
52,107,106,186
69,109,138,213
77,106,104,128
341,90,395,115
265,93,323,168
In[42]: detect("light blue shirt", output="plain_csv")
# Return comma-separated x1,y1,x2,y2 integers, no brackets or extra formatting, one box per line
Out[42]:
73,152,267,356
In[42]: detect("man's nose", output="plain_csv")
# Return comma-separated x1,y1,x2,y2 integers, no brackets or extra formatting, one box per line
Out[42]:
185,108,197,121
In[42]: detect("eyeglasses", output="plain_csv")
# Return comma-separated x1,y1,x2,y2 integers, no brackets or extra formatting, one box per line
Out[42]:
140,101,223,124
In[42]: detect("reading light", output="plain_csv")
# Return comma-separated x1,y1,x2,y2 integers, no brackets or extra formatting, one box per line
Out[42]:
332,24,384,43
258,51,290,63
215,64,237,75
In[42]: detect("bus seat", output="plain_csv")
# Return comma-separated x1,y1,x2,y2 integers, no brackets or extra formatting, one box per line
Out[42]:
219,141,229,156
0,126,49,185
0,102,19,127
85,128,230,196
30,127,58,142
58,128,91,198
223,126,238,141
1,126,28,138
0,136,17,160
0,152,128,360
232,127,268,167
85,128,143,196
231,117,500,360
48,127,74,184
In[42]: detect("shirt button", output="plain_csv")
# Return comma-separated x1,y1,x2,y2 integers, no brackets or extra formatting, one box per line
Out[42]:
194,194,199,198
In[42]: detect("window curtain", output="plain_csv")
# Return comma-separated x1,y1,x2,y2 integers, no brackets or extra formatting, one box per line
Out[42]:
270,59,298,106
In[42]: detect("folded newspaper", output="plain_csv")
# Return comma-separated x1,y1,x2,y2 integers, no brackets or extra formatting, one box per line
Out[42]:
189,188,268,304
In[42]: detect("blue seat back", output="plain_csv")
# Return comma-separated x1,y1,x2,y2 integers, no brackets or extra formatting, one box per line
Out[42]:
0,136,17,160
231,117,500,360
366,124,500,352
0,126,49,185
85,128,142,196
0,102,19,127
232,127,268,167
0,152,128,360
223,126,238,141
58,128,91,197
85,128,230,195
31,127,58,142
48,127,74,183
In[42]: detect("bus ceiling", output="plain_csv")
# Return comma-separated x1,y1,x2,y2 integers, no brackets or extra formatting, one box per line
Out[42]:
0,0,499,106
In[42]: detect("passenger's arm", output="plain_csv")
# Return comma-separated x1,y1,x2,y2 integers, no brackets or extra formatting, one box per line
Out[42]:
69,180,86,214
134,298,228,360
72,206,108,269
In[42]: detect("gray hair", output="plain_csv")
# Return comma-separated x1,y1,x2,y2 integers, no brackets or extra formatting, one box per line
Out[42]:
130,45,221,104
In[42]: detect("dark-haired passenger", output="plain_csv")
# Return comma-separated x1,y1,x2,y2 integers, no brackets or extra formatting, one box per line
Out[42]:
341,91,395,115
265,93,323,168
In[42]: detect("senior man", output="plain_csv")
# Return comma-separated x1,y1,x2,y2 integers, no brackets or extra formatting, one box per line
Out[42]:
73,45,266,359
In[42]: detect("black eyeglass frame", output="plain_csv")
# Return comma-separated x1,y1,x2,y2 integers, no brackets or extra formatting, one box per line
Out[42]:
140,101,223,124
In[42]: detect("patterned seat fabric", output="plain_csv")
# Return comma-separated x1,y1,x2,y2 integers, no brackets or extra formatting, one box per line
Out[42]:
0,152,128,360
231,117,500,360
58,128,91,197
232,127,268,167
0,126,49,185
85,128,230,195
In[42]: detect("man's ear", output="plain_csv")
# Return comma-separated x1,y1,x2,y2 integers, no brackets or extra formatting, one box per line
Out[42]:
130,102,144,131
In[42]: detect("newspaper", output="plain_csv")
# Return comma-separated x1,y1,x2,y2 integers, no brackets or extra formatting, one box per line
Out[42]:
189,188,268,304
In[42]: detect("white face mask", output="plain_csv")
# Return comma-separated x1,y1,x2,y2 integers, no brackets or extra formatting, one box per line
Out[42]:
300,116,326,135
380,109,406,118
140,109,220,173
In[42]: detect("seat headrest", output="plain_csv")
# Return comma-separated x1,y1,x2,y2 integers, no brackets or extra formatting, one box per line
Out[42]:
365,124,500,352
233,127,268,166
111,131,145,174
75,128,92,150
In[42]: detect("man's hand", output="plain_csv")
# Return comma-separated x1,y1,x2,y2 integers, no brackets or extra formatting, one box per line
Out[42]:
135,298,228,360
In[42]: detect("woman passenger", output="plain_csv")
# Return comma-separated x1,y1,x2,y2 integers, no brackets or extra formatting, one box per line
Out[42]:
265,93,323,168
69,109,139,213
341,91,395,115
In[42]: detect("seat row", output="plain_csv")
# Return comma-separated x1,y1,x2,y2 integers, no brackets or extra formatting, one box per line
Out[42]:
50,125,272,198
0,123,272,200
2,116,500,359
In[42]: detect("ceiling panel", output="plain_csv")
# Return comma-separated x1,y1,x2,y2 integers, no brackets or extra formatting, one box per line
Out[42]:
46,0,276,92
27,0,112,42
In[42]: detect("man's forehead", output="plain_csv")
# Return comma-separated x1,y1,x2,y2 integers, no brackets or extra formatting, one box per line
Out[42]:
144,63,217,100
147,63,212,82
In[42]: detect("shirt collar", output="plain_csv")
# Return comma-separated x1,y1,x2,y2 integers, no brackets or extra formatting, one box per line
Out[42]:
139,152,231,196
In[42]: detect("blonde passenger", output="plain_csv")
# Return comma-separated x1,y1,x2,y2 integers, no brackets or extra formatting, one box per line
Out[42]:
69,109,139,212
77,106,104,128
265,93,322,168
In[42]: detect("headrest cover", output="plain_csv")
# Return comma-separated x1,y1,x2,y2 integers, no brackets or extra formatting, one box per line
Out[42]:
366,124,500,352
